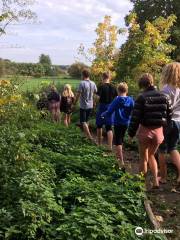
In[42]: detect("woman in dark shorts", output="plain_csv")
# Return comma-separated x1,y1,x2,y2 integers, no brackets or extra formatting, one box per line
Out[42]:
48,85,61,122
96,72,117,150
60,84,75,127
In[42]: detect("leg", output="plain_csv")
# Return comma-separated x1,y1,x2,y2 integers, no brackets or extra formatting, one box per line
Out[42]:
138,141,149,174
167,121,180,183
80,109,93,140
107,130,113,151
114,125,127,168
116,145,124,168
148,142,160,187
82,122,93,139
170,150,180,183
97,128,103,145
67,114,71,125
158,152,167,183
106,125,113,151
64,114,68,127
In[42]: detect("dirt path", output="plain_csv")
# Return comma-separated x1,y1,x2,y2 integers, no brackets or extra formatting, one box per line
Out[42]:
93,133,180,240
125,147,180,240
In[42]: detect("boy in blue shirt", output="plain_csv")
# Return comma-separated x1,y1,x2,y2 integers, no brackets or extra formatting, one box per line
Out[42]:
102,83,134,169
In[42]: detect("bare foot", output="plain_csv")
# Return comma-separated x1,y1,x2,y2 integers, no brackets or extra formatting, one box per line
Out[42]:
158,176,167,184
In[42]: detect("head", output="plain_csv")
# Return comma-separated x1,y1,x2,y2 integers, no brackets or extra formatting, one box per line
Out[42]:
50,85,57,92
161,62,180,88
62,84,74,97
117,82,128,96
138,73,154,90
82,69,90,80
102,72,111,83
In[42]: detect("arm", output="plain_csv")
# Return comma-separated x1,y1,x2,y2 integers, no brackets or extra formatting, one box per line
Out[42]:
101,97,118,118
93,83,98,109
74,82,82,105
128,95,144,138
166,95,172,123
74,91,81,105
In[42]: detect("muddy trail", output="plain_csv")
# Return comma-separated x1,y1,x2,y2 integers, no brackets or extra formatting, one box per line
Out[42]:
92,133,180,240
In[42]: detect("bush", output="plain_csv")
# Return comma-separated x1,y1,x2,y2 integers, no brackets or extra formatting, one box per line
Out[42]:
68,62,89,79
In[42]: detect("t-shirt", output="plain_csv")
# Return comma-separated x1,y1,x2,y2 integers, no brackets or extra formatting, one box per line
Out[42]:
60,96,74,113
97,83,117,104
162,84,180,121
78,80,97,109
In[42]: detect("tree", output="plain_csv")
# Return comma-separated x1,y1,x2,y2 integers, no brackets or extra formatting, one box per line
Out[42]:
68,62,89,79
127,0,180,59
39,54,52,66
79,15,118,81
0,0,36,36
117,14,176,86
0,59,5,77
39,54,52,76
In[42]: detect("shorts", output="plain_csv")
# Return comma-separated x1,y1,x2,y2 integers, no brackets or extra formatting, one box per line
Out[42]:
96,103,113,132
114,124,127,145
49,100,60,112
159,120,180,153
61,107,73,115
80,108,92,124
136,125,164,145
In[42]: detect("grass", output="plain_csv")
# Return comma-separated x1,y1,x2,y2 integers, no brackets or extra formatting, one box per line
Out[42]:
20,76,80,92
1,75,80,92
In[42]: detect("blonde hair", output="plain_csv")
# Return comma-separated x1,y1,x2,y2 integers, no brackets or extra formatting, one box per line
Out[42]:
62,84,74,97
117,82,128,93
161,62,180,88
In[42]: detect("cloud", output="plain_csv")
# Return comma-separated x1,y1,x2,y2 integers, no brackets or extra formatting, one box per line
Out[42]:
0,0,133,64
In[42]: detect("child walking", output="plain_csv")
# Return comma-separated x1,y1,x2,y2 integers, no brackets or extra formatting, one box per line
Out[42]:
102,83,134,169
128,74,172,188
96,72,117,150
48,85,61,122
60,84,75,127
159,62,180,184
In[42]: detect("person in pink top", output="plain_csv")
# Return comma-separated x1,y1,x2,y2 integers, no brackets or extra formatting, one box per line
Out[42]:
159,62,180,185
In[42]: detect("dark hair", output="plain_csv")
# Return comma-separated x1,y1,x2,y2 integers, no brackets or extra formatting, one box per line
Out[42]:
82,69,90,79
138,73,154,89
102,72,110,80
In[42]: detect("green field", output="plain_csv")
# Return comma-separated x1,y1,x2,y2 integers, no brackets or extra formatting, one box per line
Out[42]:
20,76,80,92
1,75,80,92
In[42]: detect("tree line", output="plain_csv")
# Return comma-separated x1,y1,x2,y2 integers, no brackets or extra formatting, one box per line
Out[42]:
0,54,69,77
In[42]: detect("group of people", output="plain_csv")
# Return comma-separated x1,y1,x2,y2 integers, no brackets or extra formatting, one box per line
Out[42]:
42,62,180,189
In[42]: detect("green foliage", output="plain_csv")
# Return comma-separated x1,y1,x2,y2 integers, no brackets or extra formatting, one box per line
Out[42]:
0,0,36,36
116,14,176,89
0,74,164,239
39,54,52,66
78,15,119,81
0,59,5,77
0,115,164,239
128,0,180,59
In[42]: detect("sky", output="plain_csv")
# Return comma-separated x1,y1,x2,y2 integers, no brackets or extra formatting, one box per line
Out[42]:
0,0,133,65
